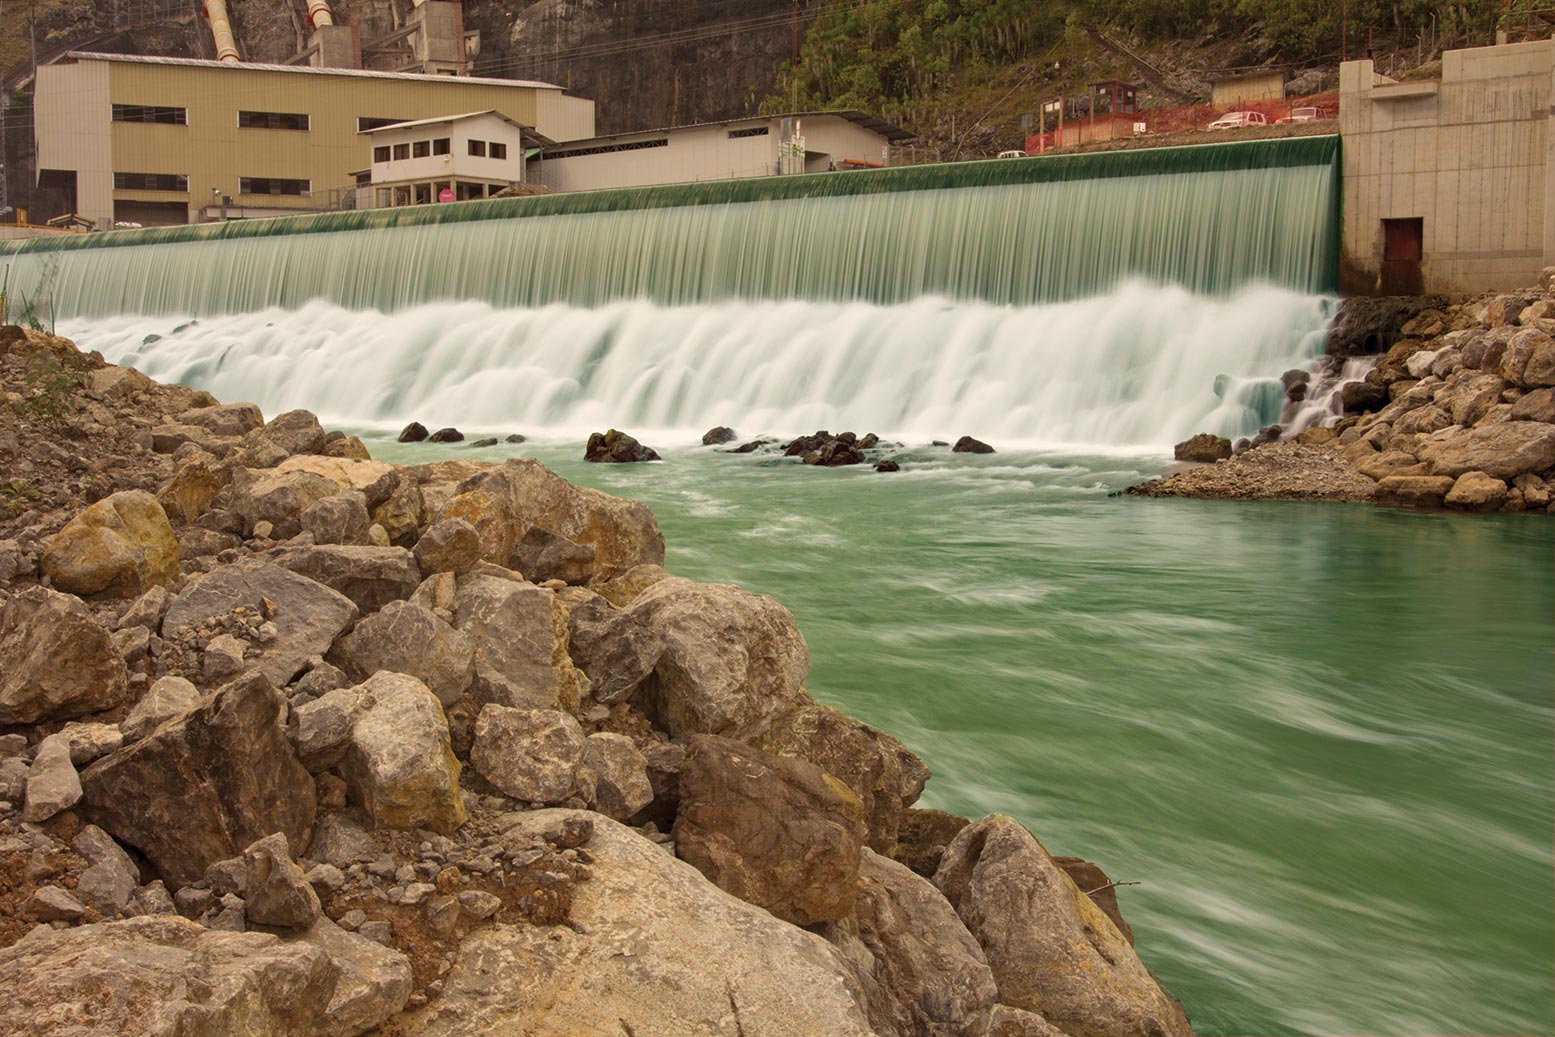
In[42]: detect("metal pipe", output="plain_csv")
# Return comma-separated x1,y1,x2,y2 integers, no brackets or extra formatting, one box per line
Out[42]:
203,0,241,62
307,0,333,27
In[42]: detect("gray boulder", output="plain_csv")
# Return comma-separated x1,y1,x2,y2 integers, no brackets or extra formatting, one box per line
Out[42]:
80,671,317,888
0,915,337,1037
59,722,125,766
585,732,653,820
163,560,358,687
407,810,875,1037
275,544,421,614
243,832,321,930
412,518,482,574
22,733,83,822
452,574,587,712
179,402,264,438
329,601,474,707
934,816,1194,1037
230,468,339,538
0,586,129,725
307,813,379,869
470,705,592,805
121,675,203,741
301,492,372,546
74,824,142,918
1417,421,1555,479
249,409,328,458
288,917,412,1037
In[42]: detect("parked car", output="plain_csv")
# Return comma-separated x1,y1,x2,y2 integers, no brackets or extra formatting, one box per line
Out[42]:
997,149,1027,159
1276,106,1324,123
1207,111,1268,130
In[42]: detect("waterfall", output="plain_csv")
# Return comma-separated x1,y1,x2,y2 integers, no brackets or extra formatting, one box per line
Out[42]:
4,137,1339,318
65,282,1334,451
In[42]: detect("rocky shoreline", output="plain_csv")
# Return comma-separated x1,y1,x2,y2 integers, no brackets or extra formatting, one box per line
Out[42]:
0,327,1195,1036
1128,280,1555,514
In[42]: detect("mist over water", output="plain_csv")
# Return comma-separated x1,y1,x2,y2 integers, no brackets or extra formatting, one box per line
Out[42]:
67,283,1332,451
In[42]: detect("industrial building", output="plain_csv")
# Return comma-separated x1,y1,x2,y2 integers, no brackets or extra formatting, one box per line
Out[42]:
359,111,548,208
533,112,914,194
32,51,593,227
1340,39,1555,293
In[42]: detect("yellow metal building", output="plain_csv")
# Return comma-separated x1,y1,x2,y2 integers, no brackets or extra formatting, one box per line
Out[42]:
34,52,595,228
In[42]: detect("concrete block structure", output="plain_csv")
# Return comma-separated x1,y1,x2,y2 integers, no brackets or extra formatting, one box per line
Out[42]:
1210,69,1287,107
1340,40,1555,293
361,111,547,208
32,52,594,227
535,111,912,193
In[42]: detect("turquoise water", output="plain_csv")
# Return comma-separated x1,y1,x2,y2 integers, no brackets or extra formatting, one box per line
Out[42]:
366,438,1552,1037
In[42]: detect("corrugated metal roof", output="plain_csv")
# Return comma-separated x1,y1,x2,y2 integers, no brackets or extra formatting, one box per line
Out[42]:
361,110,556,147
61,51,565,91
540,109,915,150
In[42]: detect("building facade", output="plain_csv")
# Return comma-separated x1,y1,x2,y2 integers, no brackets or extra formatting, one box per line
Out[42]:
535,112,912,194
1340,40,1555,294
360,111,540,208
33,52,594,227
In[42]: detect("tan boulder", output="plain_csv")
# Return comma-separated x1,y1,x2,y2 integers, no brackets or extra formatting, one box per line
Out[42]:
157,455,232,525
1417,421,1555,479
1372,475,1456,509
0,586,129,725
276,454,398,502
41,490,178,597
1444,471,1509,512
934,816,1195,1037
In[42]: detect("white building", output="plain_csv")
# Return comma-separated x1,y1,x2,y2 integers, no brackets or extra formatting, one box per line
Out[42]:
359,110,550,208
536,111,913,194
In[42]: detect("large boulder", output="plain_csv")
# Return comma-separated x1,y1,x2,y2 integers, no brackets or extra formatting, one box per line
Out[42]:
826,849,998,1037
287,917,412,1037
0,916,338,1037
301,492,372,546
274,545,421,614
1444,471,1510,512
407,810,875,1037
249,409,328,459
1372,475,1456,509
412,518,482,574
229,468,340,538
22,733,83,823
0,586,129,725
1416,421,1555,479
934,816,1194,1037
1172,434,1231,463
74,824,142,918
158,455,232,525
296,672,465,834
40,490,179,597
673,734,866,927
450,573,586,712
436,458,664,581
757,693,929,855
584,428,661,463
470,705,593,805
570,576,808,741
328,601,474,706
585,732,654,821
79,671,317,888
163,560,359,687
180,402,264,438
120,675,203,742
244,832,322,930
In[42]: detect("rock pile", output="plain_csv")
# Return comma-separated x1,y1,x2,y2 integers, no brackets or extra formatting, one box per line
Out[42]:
0,326,1197,1037
1132,280,1555,514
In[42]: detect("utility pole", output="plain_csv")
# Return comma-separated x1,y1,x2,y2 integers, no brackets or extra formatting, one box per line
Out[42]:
1341,0,1348,62
791,0,799,64
0,0,8,215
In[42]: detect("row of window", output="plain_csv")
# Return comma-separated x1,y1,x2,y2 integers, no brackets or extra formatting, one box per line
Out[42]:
111,172,310,196
545,138,668,162
371,139,509,163
110,107,420,135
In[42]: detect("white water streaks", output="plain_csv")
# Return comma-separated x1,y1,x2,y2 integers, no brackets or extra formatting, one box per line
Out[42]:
67,283,1335,452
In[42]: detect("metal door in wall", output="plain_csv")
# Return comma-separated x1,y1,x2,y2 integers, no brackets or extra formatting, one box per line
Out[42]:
1381,217,1424,295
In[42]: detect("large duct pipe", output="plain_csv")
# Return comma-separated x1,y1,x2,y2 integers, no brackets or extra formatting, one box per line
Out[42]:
307,1,334,27
203,0,241,62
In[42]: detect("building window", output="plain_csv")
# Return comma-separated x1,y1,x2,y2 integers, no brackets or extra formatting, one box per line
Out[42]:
111,104,186,125
358,117,407,132
545,138,669,161
728,126,769,139
489,142,508,160
239,177,311,196
113,172,188,192
413,140,430,158
373,146,391,164
433,138,451,155
468,139,487,157
238,111,310,131
392,143,410,161
376,187,393,208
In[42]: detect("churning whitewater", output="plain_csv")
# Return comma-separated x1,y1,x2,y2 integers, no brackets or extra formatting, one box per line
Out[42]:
66,282,1333,451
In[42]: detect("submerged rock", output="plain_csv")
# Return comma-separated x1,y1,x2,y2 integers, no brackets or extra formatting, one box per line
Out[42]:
428,427,464,443
585,428,661,463
952,436,996,454
701,425,738,445
874,460,901,472
398,421,429,443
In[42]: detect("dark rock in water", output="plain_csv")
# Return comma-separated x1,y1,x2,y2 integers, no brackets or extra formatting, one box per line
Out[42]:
469,438,498,448
784,431,832,457
952,436,995,454
585,429,661,463
1326,296,1443,358
1232,438,1252,456
874,460,901,472
1173,433,1232,463
727,438,774,454
1340,380,1388,415
428,427,464,443
809,441,865,467
505,434,527,444
701,426,738,446
929,440,949,447
858,433,880,450
1281,369,1311,402
1252,424,1283,447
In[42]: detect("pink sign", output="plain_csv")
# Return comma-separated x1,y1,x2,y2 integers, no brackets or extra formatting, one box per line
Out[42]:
439,188,455,203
